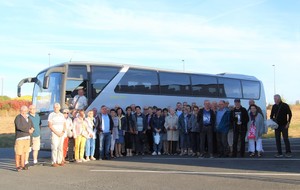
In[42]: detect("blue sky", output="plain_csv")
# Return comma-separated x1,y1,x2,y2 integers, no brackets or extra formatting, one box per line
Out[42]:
0,0,299,104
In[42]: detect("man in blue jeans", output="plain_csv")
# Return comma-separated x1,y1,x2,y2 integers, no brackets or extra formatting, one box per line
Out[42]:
96,105,113,160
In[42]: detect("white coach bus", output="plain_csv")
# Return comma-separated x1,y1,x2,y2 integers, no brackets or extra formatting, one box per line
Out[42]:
17,62,266,149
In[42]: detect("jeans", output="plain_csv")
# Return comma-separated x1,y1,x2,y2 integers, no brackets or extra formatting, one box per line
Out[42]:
233,125,247,157
248,138,263,152
275,126,291,154
180,133,190,149
217,132,228,155
85,138,95,157
191,132,200,153
153,133,162,153
99,132,111,159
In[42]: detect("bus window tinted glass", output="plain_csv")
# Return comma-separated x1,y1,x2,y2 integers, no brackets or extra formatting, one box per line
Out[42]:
191,75,218,97
68,65,87,79
115,69,159,94
91,66,120,99
160,72,190,95
242,80,260,99
218,78,242,98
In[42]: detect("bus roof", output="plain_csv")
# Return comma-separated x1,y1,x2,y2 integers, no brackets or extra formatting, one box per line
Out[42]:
45,61,259,81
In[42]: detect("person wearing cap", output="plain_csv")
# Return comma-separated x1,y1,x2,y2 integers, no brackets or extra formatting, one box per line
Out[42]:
231,99,249,158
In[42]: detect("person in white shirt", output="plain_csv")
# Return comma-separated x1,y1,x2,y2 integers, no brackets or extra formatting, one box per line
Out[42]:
72,89,87,110
48,103,66,167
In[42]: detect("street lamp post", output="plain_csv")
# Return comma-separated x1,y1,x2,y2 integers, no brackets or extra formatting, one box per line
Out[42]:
272,64,276,95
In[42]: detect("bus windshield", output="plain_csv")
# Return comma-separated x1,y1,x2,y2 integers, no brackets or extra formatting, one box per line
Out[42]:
32,72,62,113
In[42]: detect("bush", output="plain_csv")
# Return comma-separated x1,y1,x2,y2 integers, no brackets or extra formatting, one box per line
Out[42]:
0,100,31,111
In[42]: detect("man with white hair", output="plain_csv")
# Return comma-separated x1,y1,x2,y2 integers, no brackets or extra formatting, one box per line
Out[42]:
270,94,293,158
14,106,34,171
72,89,87,110
48,103,66,167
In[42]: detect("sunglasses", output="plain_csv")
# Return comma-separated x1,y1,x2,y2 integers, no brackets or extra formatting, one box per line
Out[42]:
63,112,69,114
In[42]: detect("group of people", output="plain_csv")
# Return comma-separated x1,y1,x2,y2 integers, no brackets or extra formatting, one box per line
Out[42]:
14,94,293,172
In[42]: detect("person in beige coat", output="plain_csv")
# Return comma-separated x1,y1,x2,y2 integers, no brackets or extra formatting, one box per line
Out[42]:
164,108,179,155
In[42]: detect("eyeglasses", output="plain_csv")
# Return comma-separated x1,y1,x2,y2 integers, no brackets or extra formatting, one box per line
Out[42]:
63,112,69,114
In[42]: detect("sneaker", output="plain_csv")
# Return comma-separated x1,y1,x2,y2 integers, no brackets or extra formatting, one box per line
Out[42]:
249,152,255,157
199,154,205,158
90,156,96,161
274,154,283,158
82,158,87,162
285,153,292,158
152,152,157,156
158,152,161,155
257,153,262,158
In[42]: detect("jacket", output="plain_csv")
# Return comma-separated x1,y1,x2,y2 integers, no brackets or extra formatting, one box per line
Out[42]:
134,113,147,132
270,101,292,127
231,106,249,130
164,114,179,141
197,108,216,132
178,113,191,134
96,113,114,133
188,114,200,133
215,109,231,133
247,113,265,140
151,115,165,133
14,114,34,139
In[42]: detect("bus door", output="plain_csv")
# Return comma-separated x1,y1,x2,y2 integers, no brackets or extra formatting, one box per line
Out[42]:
65,65,88,109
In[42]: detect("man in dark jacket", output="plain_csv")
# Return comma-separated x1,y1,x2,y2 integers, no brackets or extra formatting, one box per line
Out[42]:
151,108,165,155
134,106,147,155
96,105,114,160
178,107,191,156
198,100,216,158
270,94,292,158
231,99,249,158
14,106,34,171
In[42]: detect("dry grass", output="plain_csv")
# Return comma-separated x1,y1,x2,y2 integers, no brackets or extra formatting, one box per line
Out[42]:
0,110,18,134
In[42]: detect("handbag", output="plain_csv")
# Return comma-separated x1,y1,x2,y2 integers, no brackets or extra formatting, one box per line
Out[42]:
154,133,160,145
247,123,256,140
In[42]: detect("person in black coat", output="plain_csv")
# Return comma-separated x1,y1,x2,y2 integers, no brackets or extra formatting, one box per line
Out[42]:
197,100,216,158
231,99,249,158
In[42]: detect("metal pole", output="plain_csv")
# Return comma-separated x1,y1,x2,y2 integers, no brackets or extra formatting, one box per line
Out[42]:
48,53,51,67
272,65,276,95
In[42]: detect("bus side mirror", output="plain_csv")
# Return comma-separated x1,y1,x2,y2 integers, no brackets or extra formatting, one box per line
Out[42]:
43,76,49,89
17,87,21,97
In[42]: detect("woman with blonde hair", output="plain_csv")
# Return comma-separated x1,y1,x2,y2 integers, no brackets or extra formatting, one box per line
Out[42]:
73,110,89,163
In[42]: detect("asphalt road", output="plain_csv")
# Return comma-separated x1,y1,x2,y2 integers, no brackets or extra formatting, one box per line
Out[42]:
1,138,300,190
